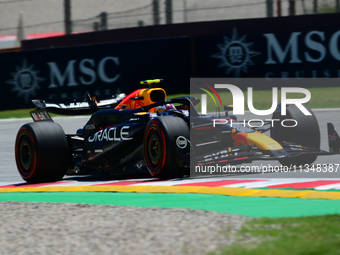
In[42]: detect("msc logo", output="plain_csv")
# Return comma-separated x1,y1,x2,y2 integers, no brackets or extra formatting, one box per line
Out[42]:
6,59,45,103
211,28,260,77
228,44,246,65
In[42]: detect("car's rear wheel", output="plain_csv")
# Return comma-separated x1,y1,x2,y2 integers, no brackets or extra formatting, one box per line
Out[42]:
15,122,70,183
144,116,189,179
271,104,320,166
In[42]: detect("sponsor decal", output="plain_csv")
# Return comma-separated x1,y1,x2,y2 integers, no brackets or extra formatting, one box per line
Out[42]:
88,126,132,142
290,146,304,151
203,150,230,162
176,136,188,149
30,111,51,121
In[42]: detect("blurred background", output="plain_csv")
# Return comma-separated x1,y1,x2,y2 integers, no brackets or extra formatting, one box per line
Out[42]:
0,0,339,49
0,0,340,111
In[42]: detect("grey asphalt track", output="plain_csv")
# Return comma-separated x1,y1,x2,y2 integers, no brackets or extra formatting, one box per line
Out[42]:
0,109,339,183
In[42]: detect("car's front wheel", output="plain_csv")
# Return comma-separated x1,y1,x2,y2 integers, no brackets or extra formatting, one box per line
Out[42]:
144,116,189,179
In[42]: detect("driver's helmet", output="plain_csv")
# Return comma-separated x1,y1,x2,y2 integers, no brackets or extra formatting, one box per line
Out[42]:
155,105,166,114
165,103,176,111
155,104,176,115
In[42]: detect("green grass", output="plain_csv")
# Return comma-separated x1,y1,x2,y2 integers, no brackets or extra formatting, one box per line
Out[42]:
1,87,339,119
210,214,340,255
0,108,35,119
307,4,338,14
0,108,60,119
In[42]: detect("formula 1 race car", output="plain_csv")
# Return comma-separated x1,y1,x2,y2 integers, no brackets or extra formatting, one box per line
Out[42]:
15,79,340,183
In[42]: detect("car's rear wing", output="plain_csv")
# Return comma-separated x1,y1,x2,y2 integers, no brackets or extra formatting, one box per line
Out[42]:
31,93,126,116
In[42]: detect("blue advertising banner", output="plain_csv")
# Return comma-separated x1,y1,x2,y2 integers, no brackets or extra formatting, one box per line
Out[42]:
2,14,340,110
1,37,191,110
195,18,340,80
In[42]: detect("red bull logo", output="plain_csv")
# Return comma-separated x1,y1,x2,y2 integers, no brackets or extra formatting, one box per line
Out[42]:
231,129,249,146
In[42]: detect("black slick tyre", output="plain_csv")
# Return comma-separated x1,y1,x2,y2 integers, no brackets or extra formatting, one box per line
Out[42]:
143,116,189,179
15,122,70,183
